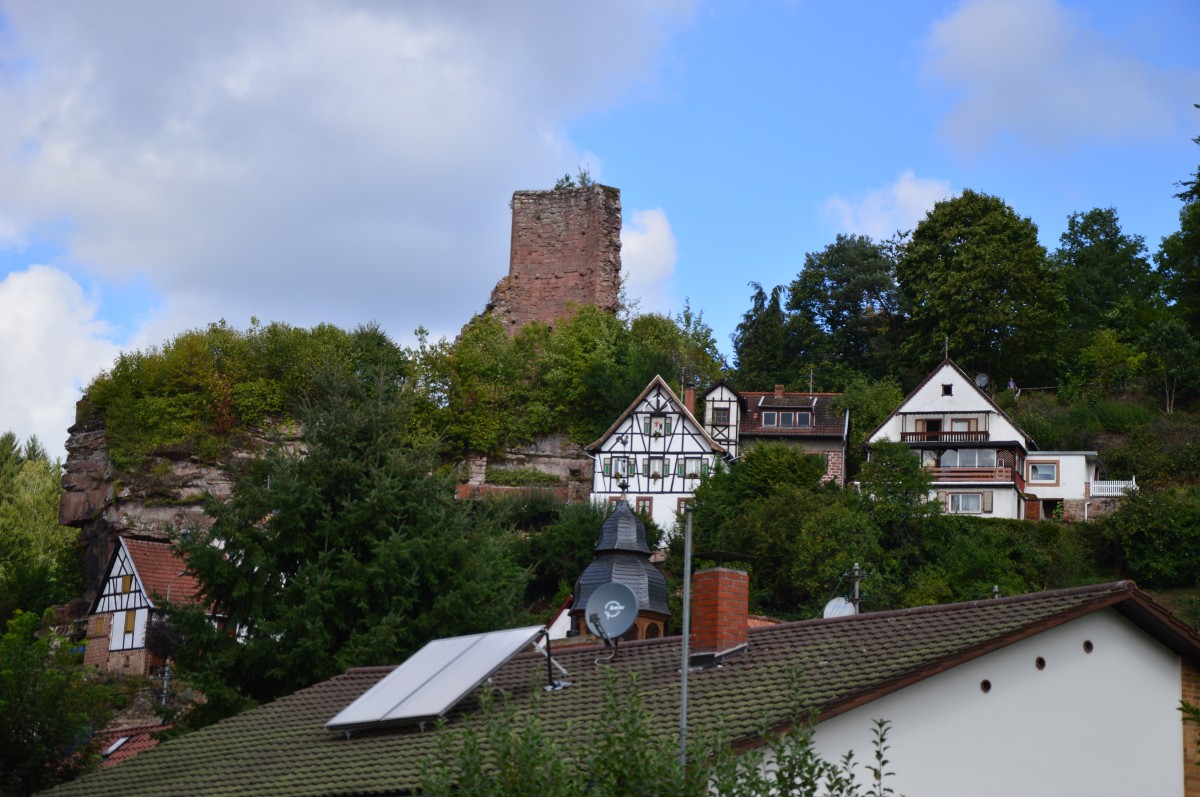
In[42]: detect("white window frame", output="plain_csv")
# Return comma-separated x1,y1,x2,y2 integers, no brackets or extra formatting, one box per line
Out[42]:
762,411,777,427
948,493,982,514
1027,461,1059,485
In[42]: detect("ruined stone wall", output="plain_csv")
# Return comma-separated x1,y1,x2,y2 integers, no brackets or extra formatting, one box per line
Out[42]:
488,184,622,334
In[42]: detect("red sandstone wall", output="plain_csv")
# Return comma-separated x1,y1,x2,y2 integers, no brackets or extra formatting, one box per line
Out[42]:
489,185,622,334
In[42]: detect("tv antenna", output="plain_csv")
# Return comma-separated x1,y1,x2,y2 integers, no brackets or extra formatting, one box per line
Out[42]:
585,582,638,663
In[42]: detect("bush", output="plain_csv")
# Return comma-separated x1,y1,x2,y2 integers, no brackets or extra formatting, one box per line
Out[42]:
485,467,562,487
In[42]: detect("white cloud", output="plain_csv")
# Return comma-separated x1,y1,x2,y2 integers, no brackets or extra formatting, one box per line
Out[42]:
0,1,692,342
922,0,1189,152
823,171,954,239
0,266,119,461
621,208,677,315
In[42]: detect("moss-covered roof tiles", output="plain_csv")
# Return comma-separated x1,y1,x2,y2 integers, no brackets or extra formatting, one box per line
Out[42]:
45,581,1200,797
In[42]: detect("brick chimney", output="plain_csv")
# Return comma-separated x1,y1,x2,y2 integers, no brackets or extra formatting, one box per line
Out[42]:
683,384,696,415
774,384,785,398
690,567,749,663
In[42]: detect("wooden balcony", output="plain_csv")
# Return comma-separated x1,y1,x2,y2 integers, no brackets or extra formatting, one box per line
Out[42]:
901,431,990,443
928,467,1014,482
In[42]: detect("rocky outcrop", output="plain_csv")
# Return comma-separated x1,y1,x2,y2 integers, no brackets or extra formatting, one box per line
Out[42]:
59,399,279,607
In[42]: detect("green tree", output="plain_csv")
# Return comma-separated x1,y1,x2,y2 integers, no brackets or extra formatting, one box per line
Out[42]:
0,435,79,624
732,283,814,387
830,373,905,479
1067,328,1145,400
1053,207,1162,346
172,370,527,723
687,443,874,616
858,441,938,557
0,611,117,797
787,234,902,378
1159,106,1200,335
897,190,1066,383
1138,316,1200,414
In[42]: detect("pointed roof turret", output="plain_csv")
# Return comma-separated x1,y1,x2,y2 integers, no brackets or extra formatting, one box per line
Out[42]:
594,499,652,554
571,500,670,627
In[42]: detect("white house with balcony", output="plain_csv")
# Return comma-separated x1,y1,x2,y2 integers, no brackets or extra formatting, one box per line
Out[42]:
866,359,1135,521
585,375,728,533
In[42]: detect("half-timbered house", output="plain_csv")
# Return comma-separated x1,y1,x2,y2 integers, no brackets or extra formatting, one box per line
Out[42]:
702,381,849,485
585,375,727,532
83,536,205,676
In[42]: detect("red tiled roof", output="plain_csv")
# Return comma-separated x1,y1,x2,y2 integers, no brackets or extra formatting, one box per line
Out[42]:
736,391,847,438
98,723,168,768
123,538,203,607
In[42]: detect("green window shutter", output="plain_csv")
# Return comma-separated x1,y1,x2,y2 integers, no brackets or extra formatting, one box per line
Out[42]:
676,459,684,476
700,462,709,476
642,459,649,477
665,418,673,435
603,459,611,476
627,459,636,476
643,419,651,436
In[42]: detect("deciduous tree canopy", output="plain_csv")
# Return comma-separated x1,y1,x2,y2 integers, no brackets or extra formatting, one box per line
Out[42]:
896,189,1065,384
172,369,527,725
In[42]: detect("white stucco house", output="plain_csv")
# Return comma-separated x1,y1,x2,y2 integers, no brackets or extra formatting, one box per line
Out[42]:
584,375,727,532
866,359,1136,520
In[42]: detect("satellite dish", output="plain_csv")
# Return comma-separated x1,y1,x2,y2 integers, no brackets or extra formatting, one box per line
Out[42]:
585,582,639,641
823,597,857,619
974,373,990,389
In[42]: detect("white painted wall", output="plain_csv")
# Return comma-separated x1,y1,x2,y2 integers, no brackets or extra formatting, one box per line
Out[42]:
869,364,1027,445
108,607,149,651
808,610,1182,797
1027,452,1097,500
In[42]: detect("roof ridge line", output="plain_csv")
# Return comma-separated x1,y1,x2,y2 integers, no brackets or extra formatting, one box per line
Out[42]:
753,581,1135,632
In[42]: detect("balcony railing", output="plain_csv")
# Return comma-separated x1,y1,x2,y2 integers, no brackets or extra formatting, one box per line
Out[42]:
928,467,1013,482
1091,478,1137,497
901,431,990,443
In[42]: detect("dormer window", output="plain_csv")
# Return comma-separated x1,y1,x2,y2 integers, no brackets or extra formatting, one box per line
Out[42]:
713,407,730,426
763,411,777,427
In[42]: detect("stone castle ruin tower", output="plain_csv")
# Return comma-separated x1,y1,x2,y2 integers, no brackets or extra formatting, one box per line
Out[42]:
487,184,622,334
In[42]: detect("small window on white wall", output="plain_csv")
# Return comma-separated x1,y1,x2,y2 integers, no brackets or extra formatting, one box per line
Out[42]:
1028,462,1058,483
949,493,982,513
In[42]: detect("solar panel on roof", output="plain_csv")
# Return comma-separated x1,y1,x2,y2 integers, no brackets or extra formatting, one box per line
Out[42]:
326,625,544,732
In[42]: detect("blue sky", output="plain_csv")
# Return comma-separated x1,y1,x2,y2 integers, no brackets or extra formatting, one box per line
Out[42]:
0,0,1197,459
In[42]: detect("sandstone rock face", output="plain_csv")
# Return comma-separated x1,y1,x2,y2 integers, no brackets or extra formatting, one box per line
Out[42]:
59,399,282,607
488,184,622,335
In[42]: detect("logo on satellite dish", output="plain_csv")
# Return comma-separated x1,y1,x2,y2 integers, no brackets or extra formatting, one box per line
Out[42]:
585,582,640,643
603,600,626,619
